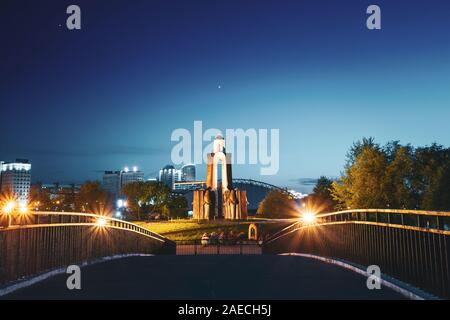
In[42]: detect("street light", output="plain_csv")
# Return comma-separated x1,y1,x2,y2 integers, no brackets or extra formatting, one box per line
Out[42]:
96,217,107,227
3,200,16,214
18,200,29,214
19,206,28,214
1,200,26,227
302,211,317,225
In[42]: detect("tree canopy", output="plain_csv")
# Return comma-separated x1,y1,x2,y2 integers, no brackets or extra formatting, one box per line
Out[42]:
122,181,188,220
304,176,338,213
75,181,112,214
256,190,297,218
331,138,450,211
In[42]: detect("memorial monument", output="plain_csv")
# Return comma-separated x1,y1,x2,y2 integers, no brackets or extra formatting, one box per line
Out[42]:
193,135,247,220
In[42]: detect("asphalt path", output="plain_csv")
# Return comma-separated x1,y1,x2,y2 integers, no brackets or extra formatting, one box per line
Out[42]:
3,255,405,300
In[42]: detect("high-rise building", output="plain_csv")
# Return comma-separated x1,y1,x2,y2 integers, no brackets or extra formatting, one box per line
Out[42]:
120,166,144,187
159,165,176,189
0,159,32,204
158,164,196,189
102,166,144,199
102,171,121,199
181,164,196,182
174,169,182,184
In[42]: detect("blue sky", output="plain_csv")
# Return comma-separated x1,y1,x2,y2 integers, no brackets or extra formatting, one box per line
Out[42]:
1,0,450,193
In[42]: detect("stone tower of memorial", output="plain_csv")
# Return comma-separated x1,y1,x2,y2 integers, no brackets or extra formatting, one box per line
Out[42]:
193,135,247,220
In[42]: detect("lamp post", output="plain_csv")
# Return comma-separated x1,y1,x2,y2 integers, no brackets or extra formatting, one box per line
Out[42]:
1,200,29,228
2,200,16,228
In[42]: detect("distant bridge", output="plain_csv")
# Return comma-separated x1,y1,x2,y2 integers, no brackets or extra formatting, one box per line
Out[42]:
177,178,299,212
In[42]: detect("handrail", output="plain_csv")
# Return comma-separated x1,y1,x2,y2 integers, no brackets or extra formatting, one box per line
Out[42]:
266,220,450,245
5,211,170,243
265,208,450,244
0,211,176,285
317,208,450,218
263,208,450,299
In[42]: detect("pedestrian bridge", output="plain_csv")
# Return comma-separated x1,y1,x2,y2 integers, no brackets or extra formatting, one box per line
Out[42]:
0,209,449,299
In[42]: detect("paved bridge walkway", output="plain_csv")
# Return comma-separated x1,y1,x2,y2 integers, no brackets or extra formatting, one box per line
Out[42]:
3,255,405,299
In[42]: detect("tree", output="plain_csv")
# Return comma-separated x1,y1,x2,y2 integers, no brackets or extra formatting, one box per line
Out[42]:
147,183,171,217
383,145,416,209
415,144,450,211
345,137,378,168
29,184,52,211
332,139,388,209
122,181,152,220
331,138,450,211
306,176,338,213
122,182,186,220
167,194,188,219
75,181,112,214
257,190,296,218
421,163,450,211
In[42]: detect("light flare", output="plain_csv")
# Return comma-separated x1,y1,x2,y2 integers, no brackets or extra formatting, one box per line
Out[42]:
96,217,107,227
3,200,17,214
302,211,317,224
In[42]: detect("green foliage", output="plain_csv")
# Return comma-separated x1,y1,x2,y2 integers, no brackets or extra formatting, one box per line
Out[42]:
415,144,450,211
122,181,188,220
75,181,112,214
306,176,338,213
167,194,188,219
383,144,416,209
256,190,296,218
332,138,450,211
29,185,52,210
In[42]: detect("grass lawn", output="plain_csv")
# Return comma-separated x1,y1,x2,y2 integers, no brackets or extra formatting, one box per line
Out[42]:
134,218,292,241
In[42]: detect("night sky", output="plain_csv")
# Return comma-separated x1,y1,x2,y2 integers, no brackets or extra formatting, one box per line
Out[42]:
1,0,450,193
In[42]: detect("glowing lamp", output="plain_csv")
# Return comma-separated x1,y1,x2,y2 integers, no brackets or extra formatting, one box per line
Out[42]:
3,201,16,214
96,218,107,227
302,211,316,224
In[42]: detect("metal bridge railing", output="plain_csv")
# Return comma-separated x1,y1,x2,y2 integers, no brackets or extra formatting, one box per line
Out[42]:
318,209,450,233
0,211,175,285
27,211,169,242
263,209,450,299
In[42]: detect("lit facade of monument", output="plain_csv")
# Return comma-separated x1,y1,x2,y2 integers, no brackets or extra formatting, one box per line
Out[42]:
193,135,247,220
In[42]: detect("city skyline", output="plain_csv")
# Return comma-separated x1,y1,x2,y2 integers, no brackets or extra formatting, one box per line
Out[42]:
2,0,450,303
2,0,450,193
